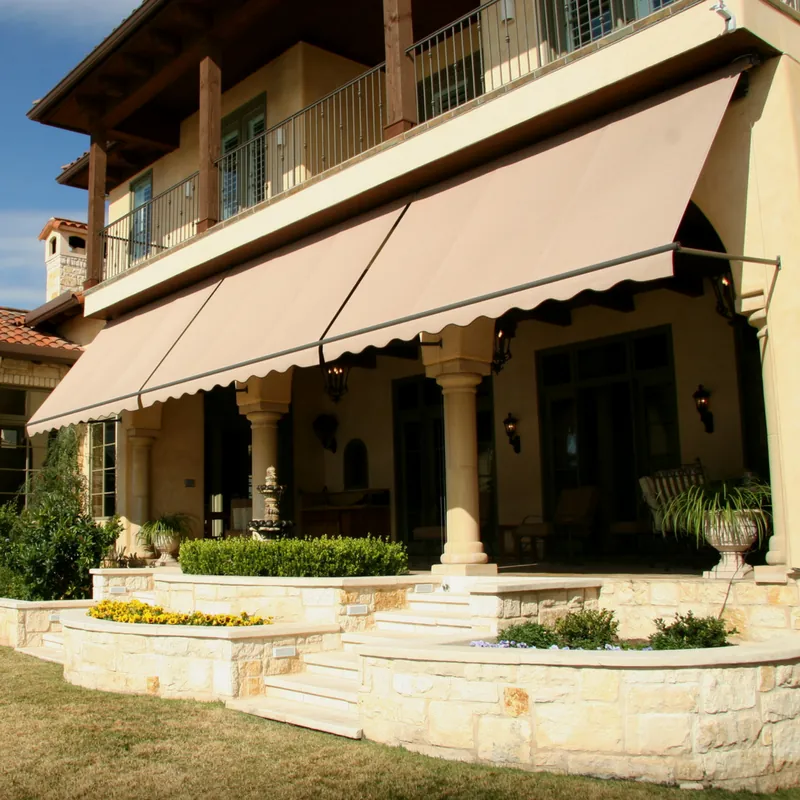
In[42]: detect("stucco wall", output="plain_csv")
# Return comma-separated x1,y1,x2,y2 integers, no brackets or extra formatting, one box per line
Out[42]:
107,42,368,222
494,287,744,526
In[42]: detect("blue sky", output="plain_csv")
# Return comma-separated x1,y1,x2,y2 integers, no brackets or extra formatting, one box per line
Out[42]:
0,0,139,309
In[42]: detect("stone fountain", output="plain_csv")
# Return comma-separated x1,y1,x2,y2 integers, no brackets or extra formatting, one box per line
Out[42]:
248,466,294,540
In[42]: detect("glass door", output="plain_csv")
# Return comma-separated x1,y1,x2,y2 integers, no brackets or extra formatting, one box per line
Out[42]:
130,174,152,264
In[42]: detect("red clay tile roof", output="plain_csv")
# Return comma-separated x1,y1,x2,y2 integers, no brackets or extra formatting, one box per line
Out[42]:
0,307,82,353
38,217,88,241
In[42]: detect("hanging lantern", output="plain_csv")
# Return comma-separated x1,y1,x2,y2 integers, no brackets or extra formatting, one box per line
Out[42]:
710,271,737,323
322,361,351,403
492,317,517,374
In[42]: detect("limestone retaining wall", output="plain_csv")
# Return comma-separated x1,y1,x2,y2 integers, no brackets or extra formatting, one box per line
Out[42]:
0,599,95,648
356,638,800,791
61,609,341,701
149,573,436,630
599,577,800,642
91,568,158,600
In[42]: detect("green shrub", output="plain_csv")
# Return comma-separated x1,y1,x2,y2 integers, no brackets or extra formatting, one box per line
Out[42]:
0,566,27,600
0,428,121,601
179,535,409,578
554,608,619,649
649,612,735,650
497,621,558,648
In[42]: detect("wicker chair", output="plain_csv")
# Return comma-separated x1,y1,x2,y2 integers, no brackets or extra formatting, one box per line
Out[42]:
640,460,706,534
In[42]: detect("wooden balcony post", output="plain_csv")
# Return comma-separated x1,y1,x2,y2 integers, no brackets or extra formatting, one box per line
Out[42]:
85,131,107,289
383,0,416,138
198,53,222,233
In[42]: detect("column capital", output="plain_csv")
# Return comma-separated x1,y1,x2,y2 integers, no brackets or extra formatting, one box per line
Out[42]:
127,428,160,443
246,408,286,427
434,372,483,394
241,401,289,421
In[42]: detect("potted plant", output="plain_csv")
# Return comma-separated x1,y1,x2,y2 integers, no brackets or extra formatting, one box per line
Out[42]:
137,513,194,567
662,479,771,579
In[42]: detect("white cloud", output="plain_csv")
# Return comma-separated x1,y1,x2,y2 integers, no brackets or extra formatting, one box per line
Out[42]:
0,0,141,36
0,210,84,310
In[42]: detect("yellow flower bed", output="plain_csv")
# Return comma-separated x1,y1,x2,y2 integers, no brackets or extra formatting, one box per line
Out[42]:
88,599,272,627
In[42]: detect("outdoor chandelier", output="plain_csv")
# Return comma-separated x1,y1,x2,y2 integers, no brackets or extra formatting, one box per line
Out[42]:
322,360,351,403
491,316,517,374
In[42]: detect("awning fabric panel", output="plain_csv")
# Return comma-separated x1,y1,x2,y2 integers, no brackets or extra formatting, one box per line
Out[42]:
138,204,405,406
27,279,222,435
321,73,738,362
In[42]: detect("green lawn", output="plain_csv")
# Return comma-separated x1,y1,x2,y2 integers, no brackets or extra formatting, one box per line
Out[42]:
0,647,794,800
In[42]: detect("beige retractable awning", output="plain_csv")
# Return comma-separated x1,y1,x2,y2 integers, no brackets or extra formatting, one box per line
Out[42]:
29,70,738,434
27,205,404,434
321,72,738,362
27,279,223,435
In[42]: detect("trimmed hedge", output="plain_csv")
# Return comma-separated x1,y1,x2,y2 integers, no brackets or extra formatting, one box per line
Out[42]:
179,535,408,578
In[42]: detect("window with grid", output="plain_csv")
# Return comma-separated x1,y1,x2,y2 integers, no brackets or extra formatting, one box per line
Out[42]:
89,420,117,518
0,387,28,507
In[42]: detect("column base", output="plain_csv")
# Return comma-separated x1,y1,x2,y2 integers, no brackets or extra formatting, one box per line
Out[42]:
753,565,791,584
431,563,498,577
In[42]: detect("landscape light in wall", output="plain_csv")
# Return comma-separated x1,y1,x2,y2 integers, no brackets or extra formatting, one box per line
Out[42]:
710,271,737,324
322,360,351,403
503,413,521,454
491,316,517,373
692,385,714,434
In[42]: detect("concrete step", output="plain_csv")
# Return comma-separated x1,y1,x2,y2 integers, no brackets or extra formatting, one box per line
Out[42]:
374,608,474,635
18,646,64,665
303,650,360,680
263,672,359,714
340,630,469,651
131,591,156,605
226,696,362,739
407,592,471,615
42,633,64,650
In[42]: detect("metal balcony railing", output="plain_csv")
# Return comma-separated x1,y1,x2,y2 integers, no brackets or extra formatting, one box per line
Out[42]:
101,173,199,280
409,0,684,123
215,63,386,221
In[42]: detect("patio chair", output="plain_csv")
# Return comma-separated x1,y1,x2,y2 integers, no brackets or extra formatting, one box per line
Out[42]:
639,460,706,534
512,486,599,560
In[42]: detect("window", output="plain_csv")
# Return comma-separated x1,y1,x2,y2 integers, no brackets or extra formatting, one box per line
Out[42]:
417,53,483,124
0,387,28,507
220,94,267,220
130,173,153,263
49,237,57,256
68,235,86,251
89,420,117,518
344,439,369,490
565,0,615,50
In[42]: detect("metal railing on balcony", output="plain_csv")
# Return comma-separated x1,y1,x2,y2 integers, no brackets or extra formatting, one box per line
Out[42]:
100,172,199,280
409,0,680,124
215,63,386,221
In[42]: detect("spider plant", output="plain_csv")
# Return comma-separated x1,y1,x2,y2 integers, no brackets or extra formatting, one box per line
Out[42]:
661,480,771,547
137,513,195,553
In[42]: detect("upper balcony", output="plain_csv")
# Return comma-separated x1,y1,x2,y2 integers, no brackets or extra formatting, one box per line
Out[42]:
30,0,800,316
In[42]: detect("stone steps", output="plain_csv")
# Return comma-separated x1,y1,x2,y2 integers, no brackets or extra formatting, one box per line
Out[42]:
226,696,362,739
18,646,64,665
373,607,476,635
263,672,359,715
406,591,471,616
303,650,359,680
43,632,64,650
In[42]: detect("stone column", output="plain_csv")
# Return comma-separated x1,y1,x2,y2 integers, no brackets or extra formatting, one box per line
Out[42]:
128,432,157,533
423,320,497,576
236,372,293,521
247,409,283,520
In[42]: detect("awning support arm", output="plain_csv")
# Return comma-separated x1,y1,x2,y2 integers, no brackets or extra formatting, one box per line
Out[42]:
675,245,781,269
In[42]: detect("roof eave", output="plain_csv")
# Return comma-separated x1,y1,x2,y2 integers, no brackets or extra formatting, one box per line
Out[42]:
25,292,84,329
26,0,171,125
0,341,82,364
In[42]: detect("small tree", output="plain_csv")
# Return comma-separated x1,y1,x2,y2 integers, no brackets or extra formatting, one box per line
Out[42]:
0,427,120,600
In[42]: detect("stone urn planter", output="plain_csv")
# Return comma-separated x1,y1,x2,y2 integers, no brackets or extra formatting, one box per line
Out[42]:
702,510,762,579
137,513,194,567
662,480,771,581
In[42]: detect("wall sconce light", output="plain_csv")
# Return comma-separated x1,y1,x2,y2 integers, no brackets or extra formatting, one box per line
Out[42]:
500,0,516,21
503,412,521,454
321,360,351,403
492,317,517,374
710,271,737,324
692,385,714,434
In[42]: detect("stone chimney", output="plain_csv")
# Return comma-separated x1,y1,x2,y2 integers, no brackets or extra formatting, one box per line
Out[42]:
38,218,88,300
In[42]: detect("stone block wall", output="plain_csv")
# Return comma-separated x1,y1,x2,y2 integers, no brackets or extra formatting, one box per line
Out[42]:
468,581,601,635
0,600,95,648
151,574,424,631
599,578,800,642
92,568,156,600
62,611,341,701
358,647,800,791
